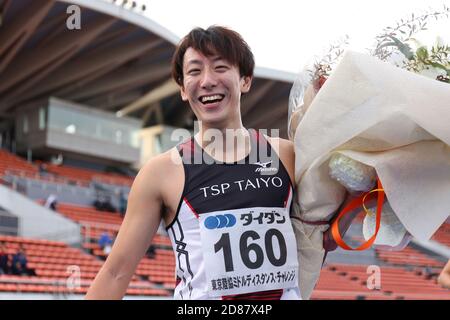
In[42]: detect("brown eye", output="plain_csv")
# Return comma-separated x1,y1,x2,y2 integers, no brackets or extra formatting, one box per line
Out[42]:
188,69,200,75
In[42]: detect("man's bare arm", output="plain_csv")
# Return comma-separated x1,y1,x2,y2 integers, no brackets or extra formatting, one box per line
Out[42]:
85,157,165,299
267,137,295,185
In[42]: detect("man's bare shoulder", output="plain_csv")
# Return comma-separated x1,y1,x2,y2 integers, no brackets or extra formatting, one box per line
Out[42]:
265,136,294,156
139,147,181,177
265,136,295,184
133,147,182,189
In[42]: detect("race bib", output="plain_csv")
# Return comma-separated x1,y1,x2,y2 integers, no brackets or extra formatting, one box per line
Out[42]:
199,207,298,297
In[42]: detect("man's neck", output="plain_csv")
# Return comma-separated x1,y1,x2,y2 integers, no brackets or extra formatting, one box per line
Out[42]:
195,121,251,163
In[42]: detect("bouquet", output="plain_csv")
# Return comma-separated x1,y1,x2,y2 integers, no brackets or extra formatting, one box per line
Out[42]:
289,6,450,299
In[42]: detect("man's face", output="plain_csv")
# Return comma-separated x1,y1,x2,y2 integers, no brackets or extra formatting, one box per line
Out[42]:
180,47,251,126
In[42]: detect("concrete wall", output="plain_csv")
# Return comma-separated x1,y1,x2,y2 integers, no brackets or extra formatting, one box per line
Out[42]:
15,97,141,164
4,175,130,210
0,184,81,245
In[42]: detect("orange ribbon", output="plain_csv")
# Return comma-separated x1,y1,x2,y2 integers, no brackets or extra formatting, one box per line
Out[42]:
331,178,384,251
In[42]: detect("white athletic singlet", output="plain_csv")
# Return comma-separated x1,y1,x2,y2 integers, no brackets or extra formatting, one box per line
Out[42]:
166,129,301,300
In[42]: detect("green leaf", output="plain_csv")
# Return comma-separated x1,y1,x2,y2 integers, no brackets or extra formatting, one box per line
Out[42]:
429,62,448,72
416,47,429,60
386,35,414,59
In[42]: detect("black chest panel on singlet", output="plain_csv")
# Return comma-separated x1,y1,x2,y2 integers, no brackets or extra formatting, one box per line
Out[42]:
173,129,292,219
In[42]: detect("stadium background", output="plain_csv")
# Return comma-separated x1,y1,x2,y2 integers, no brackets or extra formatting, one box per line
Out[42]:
0,0,448,300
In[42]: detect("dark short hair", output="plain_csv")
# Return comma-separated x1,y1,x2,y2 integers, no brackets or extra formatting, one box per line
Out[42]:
171,26,255,86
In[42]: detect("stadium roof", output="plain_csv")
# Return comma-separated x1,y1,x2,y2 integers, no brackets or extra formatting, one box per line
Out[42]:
0,0,296,137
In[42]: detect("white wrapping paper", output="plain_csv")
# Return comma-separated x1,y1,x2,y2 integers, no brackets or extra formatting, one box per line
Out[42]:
291,50,450,299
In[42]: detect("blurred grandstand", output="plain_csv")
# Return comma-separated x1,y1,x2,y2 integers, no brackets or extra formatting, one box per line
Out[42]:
0,0,448,300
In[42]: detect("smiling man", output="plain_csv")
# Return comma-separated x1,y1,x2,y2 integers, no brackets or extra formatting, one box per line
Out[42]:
85,26,301,300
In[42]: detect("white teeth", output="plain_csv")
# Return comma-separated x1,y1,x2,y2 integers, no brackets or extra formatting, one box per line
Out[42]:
201,94,223,103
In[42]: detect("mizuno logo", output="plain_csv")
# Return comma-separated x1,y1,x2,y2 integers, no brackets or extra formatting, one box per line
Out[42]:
253,161,278,173
254,161,272,168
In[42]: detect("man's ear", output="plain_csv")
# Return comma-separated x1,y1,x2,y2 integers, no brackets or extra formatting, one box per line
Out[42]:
240,76,252,93
180,85,188,101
